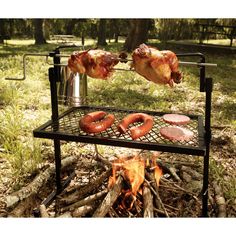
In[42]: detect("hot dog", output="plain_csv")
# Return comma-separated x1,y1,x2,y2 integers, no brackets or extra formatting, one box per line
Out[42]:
117,113,154,140
79,111,115,133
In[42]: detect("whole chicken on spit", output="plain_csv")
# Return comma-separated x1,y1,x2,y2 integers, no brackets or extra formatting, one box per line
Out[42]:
131,44,182,87
68,49,119,79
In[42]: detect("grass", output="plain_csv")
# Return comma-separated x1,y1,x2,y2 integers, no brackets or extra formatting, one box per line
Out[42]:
0,38,235,200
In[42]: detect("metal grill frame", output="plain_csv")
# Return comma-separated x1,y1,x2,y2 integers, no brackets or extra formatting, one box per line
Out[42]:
32,46,212,217
34,105,206,156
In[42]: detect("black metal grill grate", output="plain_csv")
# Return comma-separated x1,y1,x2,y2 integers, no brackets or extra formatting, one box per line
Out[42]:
34,105,205,155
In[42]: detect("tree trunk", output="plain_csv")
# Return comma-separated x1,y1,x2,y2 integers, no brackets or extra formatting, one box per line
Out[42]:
97,19,107,46
33,19,46,45
112,19,119,43
0,19,6,44
123,19,151,52
66,19,77,35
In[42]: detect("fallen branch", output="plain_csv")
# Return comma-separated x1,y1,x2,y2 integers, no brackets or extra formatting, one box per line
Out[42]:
60,189,108,213
39,204,49,218
57,212,72,218
72,205,94,217
161,178,199,202
93,175,124,217
5,155,79,209
60,168,111,205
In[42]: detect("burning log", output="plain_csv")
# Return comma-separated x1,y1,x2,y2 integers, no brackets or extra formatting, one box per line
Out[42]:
93,175,124,217
143,182,154,217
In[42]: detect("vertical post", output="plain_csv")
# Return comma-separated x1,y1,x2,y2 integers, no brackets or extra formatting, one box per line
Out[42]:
202,77,212,217
48,49,62,192
200,56,206,92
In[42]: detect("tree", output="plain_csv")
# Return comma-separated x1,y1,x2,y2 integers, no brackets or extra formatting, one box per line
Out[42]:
97,19,107,46
123,19,151,52
0,19,7,43
33,19,46,45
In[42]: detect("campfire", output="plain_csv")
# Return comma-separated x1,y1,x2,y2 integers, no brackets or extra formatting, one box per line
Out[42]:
34,149,202,218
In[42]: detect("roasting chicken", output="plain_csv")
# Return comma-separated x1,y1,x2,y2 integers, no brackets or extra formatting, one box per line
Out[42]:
131,44,182,87
68,49,119,79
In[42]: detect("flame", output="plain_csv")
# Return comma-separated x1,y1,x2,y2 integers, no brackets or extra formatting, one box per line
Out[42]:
109,156,145,195
108,153,162,210
123,156,145,196
151,153,163,186
153,165,163,186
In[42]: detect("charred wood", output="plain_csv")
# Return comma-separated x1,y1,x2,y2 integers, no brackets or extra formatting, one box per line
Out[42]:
93,175,124,217
143,182,154,217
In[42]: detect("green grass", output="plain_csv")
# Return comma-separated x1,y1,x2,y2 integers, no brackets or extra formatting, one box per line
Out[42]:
0,39,235,197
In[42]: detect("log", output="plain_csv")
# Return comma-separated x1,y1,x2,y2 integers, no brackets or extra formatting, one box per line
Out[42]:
5,155,79,209
145,171,169,217
60,168,111,205
93,175,123,217
72,205,94,217
154,160,181,182
39,204,49,218
143,182,154,217
57,212,72,218
60,189,108,213
181,166,202,181
153,207,176,217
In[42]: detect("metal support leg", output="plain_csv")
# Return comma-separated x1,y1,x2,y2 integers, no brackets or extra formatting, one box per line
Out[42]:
54,139,62,192
202,147,210,217
202,77,212,217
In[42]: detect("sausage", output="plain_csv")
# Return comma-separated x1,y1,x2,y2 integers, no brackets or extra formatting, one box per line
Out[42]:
117,113,154,140
79,111,115,133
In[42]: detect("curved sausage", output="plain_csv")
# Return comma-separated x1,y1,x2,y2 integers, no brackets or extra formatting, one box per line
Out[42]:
117,113,154,140
79,111,115,134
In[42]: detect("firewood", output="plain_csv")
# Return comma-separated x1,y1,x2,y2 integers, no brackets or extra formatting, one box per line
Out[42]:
60,189,108,213
180,166,202,181
153,207,176,217
143,182,154,217
144,174,169,217
72,205,94,217
108,207,119,217
145,179,169,217
60,168,111,205
160,178,199,202
93,175,124,217
154,160,181,182
39,204,49,218
57,212,72,218
5,155,79,209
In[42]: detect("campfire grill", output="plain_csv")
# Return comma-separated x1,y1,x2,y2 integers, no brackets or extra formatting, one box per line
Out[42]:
34,105,205,155
9,46,212,217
